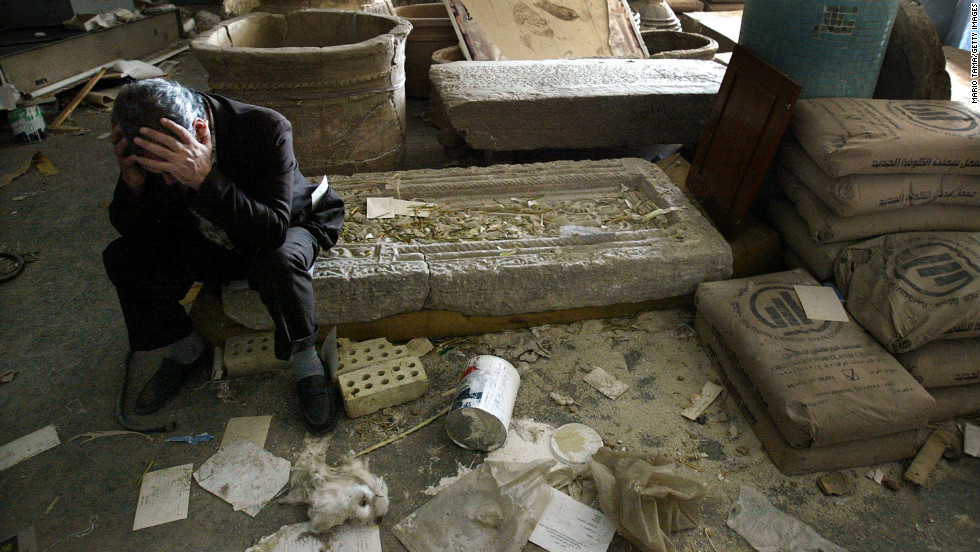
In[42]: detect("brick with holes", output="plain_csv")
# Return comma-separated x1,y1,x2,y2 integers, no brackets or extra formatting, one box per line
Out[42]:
338,357,428,418
223,331,289,376
335,339,413,382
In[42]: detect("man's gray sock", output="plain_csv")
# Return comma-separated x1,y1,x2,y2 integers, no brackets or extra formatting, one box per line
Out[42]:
291,346,325,381
165,334,206,365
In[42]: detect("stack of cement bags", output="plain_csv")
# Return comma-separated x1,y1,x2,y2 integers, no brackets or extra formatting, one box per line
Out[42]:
766,98,980,280
836,232,980,423
696,269,935,475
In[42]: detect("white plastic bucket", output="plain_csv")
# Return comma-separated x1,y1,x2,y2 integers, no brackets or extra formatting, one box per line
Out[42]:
7,105,46,143
445,355,520,451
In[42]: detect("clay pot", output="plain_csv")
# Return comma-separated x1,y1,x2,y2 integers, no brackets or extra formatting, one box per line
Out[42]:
393,3,458,99
193,9,412,175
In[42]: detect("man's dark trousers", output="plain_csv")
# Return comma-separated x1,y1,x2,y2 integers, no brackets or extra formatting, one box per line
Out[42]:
103,226,320,361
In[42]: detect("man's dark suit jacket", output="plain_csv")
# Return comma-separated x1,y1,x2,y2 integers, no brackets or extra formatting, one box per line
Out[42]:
108,92,345,257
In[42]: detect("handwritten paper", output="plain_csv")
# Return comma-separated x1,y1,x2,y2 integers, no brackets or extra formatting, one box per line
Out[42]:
133,464,193,530
794,285,849,322
221,416,272,449
530,488,616,552
0,425,59,471
681,381,724,421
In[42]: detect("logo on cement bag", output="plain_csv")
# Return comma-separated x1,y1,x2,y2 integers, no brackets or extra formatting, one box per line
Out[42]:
887,102,980,135
898,242,979,297
737,284,842,341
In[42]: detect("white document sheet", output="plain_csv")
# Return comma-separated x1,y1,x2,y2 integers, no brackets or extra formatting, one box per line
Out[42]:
133,464,193,530
529,488,616,552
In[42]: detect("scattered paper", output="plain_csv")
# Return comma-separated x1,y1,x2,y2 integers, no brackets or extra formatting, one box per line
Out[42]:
794,285,849,322
366,197,435,219
34,153,58,177
111,59,165,80
583,367,629,400
964,423,980,458
193,438,289,517
866,468,885,485
405,337,434,357
366,197,395,219
221,416,272,449
165,433,214,445
529,487,615,552
133,464,193,530
0,425,60,471
245,522,382,552
681,381,724,421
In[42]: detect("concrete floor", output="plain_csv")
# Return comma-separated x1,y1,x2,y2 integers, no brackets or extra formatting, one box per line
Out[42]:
1,49,978,552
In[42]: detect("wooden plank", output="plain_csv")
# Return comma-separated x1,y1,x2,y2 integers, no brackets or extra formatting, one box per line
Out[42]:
50,67,107,129
686,45,801,240
0,10,182,95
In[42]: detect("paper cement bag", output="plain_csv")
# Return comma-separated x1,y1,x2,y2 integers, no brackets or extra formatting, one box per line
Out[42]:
896,338,980,388
698,315,919,475
777,165,980,243
766,199,857,281
835,232,980,353
695,269,934,448
779,139,980,217
790,98,980,177
928,384,980,423
589,447,705,552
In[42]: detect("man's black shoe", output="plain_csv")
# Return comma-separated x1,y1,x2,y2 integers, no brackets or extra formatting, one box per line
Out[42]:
297,374,339,435
134,348,213,415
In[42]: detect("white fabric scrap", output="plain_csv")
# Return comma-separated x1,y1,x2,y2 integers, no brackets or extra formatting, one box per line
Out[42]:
194,438,290,517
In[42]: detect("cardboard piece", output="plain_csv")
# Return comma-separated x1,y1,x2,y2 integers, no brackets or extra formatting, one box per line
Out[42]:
0,425,60,472
444,0,646,61
835,232,980,353
790,98,980,177
221,416,273,449
529,487,615,552
133,464,193,530
583,367,629,399
697,314,920,475
895,338,980,388
696,269,934,448
793,285,849,322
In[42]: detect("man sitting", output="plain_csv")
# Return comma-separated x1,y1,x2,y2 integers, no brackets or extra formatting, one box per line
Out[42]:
103,78,345,435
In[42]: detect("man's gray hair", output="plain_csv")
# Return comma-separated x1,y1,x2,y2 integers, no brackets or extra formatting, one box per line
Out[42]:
111,78,206,146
